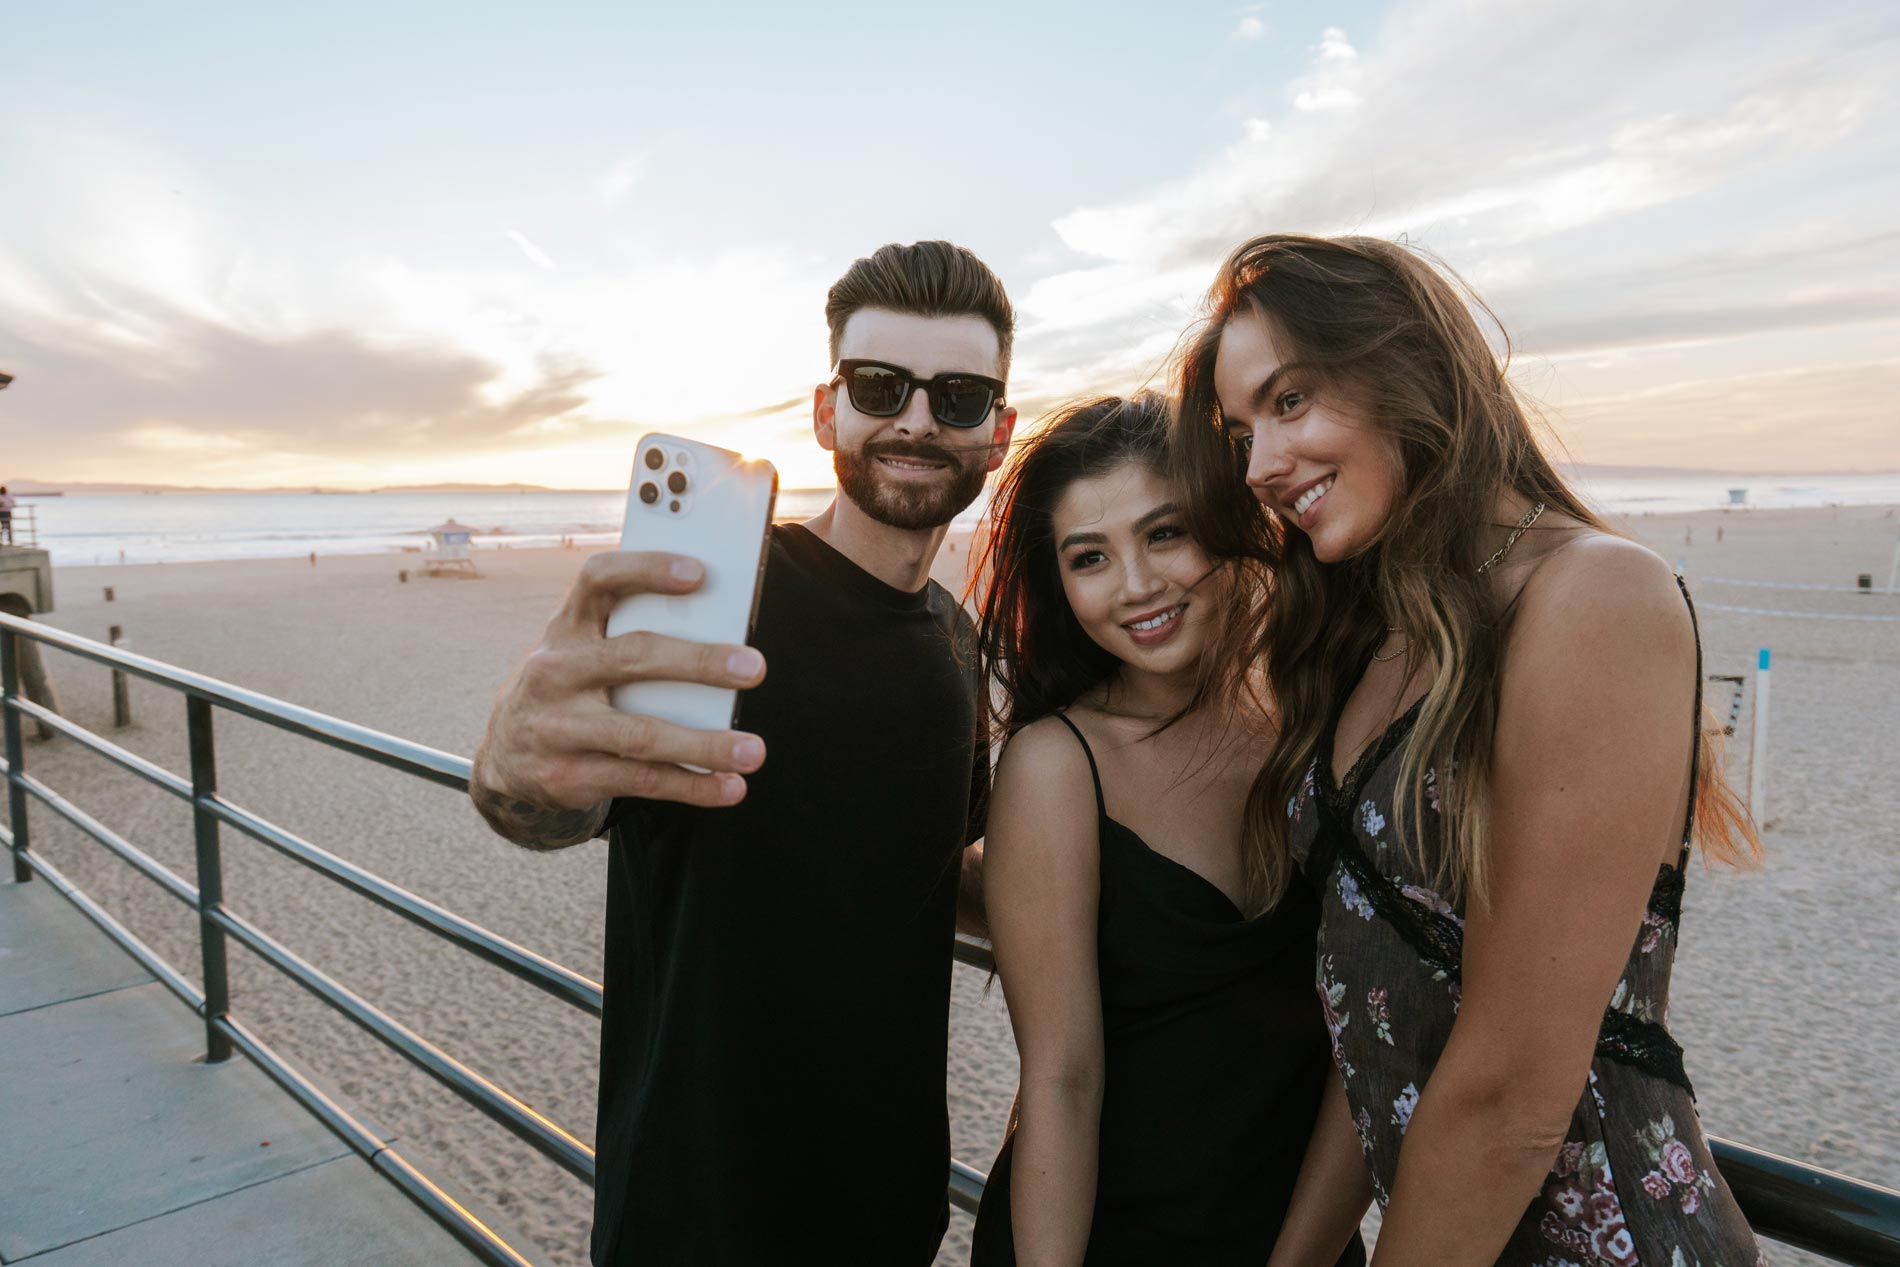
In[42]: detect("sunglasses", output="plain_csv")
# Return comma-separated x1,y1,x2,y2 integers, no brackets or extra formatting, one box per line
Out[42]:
831,359,1005,429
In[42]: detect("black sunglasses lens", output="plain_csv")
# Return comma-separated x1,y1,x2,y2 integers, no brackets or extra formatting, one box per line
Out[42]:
934,378,995,427
846,365,908,416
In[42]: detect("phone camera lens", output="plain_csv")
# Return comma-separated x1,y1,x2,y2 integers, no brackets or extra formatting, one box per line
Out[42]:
669,499,682,513
643,448,664,471
639,482,660,505
667,471,688,494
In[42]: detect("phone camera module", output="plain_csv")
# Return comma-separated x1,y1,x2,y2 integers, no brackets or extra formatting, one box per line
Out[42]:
643,448,665,471
639,482,660,505
667,471,688,495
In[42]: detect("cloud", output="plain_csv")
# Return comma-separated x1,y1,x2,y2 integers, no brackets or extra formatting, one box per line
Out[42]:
504,229,557,270
5,4,1895,484
0,114,841,486
1292,26,1359,110
1009,0,1899,461
0,288,598,454
1555,358,1900,469
600,151,651,207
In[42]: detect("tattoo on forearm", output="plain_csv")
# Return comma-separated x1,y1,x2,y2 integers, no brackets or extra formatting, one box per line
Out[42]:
471,783,611,851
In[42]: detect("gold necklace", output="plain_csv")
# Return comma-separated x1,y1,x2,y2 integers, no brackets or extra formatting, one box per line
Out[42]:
1371,502,1547,666
1476,501,1546,575
1375,503,1547,664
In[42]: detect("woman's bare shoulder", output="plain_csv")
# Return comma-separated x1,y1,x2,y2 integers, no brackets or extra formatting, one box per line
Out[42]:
995,715,1098,814
1508,530,1696,689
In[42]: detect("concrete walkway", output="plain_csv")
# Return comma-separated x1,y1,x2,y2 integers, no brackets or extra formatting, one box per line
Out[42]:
0,877,489,1266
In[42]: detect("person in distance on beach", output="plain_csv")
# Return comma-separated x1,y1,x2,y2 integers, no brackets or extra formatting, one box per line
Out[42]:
469,241,1018,1265
966,393,1366,1266
1173,233,1766,1265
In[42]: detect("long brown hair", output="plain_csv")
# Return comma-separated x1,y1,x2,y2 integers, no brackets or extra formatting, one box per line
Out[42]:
1172,234,1759,907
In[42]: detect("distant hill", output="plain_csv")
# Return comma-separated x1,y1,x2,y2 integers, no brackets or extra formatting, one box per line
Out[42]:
369,482,565,493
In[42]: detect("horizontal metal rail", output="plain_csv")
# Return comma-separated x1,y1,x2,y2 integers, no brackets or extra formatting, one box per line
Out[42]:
215,1014,538,1267
17,767,199,908
206,793,602,1016
13,846,205,1013
949,1159,987,1217
210,903,596,1183
13,693,194,798
953,933,995,973
3,616,471,790
1710,1140,1900,1264
0,503,38,549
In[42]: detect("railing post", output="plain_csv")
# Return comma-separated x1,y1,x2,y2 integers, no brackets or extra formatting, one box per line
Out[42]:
2,626,30,882
187,695,233,1061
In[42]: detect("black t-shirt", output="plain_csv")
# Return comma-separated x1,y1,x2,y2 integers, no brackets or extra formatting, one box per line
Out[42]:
591,523,987,1266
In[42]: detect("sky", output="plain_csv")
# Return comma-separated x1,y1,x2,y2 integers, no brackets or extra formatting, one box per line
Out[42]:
1,0,1896,491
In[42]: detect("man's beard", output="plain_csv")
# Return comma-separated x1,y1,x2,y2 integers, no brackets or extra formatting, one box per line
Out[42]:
834,437,991,531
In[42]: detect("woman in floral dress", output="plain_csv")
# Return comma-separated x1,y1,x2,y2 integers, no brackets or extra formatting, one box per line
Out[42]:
1171,234,1768,1266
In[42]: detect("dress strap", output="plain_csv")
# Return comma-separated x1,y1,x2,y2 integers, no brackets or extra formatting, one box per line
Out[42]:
1676,575,1703,867
1051,713,1108,824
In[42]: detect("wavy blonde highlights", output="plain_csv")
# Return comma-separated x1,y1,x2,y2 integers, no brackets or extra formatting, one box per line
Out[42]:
1172,234,1759,908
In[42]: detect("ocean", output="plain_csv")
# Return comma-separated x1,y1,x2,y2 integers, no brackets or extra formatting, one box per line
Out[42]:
13,471,1900,569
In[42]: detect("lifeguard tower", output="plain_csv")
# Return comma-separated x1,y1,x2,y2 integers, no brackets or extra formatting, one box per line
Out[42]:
419,519,480,578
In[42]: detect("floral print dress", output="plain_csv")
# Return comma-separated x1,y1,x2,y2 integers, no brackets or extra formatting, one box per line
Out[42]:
1288,593,1767,1266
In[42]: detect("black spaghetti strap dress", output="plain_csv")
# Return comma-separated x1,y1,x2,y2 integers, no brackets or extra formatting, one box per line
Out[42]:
970,714,1366,1266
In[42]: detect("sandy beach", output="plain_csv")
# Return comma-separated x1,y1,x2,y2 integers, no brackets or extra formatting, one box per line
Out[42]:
10,503,1899,1266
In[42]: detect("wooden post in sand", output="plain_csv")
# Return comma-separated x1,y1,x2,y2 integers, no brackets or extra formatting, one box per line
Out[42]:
1749,648,1771,826
109,626,132,729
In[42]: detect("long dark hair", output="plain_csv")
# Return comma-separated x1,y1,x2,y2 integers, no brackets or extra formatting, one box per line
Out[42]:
1172,234,1758,906
974,392,1281,907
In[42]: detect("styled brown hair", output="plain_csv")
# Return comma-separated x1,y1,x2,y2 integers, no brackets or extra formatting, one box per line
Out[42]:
1173,233,1758,907
825,240,1016,379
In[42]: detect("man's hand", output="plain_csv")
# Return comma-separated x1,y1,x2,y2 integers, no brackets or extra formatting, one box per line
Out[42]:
469,551,768,850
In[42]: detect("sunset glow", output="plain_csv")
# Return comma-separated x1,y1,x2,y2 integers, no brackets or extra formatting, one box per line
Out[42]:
3,2,1896,491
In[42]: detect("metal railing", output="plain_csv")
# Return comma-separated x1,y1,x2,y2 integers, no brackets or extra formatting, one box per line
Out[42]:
3,610,1897,1265
0,502,36,549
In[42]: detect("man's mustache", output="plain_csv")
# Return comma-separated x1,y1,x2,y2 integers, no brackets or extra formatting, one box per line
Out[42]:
859,438,986,462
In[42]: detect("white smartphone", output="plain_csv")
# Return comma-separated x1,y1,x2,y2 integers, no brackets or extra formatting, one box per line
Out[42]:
607,434,778,731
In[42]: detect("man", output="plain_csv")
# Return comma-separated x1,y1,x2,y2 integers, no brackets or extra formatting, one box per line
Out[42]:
470,241,1017,1264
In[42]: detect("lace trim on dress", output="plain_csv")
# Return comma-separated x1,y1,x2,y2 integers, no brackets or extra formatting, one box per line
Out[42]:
1321,695,1427,823
1315,809,1696,1098
1648,862,1686,924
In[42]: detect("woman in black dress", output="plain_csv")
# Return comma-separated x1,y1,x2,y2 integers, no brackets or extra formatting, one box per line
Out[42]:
968,394,1366,1266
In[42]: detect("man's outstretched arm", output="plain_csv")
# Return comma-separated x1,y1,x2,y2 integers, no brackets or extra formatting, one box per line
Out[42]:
468,550,768,852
